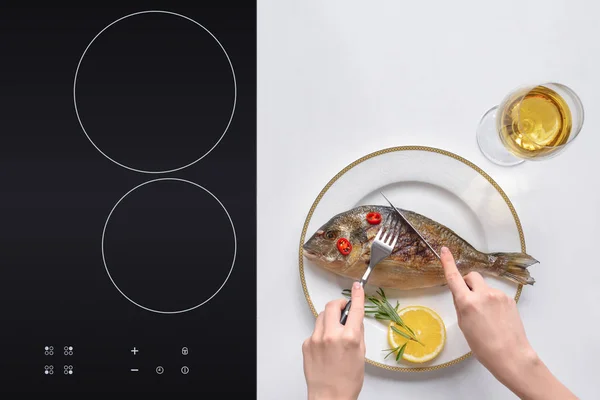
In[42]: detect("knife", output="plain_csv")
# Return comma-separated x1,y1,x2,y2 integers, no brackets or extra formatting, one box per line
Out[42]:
380,192,441,260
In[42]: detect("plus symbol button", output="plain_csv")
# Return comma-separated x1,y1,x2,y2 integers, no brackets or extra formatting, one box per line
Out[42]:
131,347,139,355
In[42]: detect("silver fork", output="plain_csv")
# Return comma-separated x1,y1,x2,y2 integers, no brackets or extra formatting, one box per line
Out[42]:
340,215,400,325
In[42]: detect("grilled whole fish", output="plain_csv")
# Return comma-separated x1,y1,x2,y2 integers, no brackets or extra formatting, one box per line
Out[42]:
302,205,538,289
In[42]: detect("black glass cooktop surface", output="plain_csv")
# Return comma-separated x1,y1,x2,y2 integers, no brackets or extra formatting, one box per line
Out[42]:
0,4,256,394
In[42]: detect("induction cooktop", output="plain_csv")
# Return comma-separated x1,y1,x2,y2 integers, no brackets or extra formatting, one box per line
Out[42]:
0,4,256,394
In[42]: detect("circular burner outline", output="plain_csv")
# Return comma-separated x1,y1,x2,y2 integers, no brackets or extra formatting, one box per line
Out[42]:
73,10,237,174
101,177,237,314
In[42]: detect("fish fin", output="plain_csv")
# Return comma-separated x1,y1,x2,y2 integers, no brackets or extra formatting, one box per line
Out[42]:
491,252,539,285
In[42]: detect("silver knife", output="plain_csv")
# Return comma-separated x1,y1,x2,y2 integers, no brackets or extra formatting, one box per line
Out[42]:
380,192,441,260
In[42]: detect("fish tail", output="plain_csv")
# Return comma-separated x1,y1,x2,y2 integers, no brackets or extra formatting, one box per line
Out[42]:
490,252,539,285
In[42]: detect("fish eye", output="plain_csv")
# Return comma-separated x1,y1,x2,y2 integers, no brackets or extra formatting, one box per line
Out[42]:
324,230,336,240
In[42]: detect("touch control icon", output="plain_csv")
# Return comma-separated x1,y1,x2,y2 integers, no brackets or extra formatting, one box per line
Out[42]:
156,366,164,374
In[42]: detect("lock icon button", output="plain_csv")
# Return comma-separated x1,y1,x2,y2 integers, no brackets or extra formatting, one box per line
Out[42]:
182,347,189,355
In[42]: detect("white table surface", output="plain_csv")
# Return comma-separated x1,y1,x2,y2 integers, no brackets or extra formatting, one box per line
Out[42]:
257,1,600,398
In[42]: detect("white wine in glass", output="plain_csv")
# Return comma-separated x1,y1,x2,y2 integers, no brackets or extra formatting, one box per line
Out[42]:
476,82,584,166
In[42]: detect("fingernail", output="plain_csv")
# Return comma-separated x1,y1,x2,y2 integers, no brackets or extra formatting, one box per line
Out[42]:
441,246,449,254
353,281,361,289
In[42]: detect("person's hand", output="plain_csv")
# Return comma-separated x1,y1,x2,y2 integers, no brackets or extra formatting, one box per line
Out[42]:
440,246,533,374
440,246,577,400
302,281,366,400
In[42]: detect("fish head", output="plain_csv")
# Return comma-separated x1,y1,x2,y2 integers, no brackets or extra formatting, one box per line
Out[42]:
303,205,386,272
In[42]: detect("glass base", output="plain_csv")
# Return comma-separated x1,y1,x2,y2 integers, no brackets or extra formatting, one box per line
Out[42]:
476,106,524,166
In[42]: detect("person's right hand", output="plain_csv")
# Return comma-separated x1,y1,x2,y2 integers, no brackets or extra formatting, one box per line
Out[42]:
440,246,577,400
440,246,534,374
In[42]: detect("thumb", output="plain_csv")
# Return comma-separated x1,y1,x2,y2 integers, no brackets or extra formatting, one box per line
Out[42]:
345,281,365,331
440,246,469,298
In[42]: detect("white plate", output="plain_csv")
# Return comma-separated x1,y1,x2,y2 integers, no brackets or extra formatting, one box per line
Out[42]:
299,146,527,372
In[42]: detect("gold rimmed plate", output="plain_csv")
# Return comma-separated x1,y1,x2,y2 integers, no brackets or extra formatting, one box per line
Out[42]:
299,146,527,372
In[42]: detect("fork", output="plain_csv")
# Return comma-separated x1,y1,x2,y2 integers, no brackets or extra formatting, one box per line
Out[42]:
340,215,400,325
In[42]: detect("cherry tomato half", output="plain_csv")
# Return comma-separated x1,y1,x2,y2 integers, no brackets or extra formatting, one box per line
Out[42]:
366,212,382,225
337,238,352,255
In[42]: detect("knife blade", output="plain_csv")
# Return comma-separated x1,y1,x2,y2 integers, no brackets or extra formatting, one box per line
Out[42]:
380,192,441,260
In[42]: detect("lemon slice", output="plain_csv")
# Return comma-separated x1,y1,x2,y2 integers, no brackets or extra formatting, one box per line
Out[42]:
387,305,446,363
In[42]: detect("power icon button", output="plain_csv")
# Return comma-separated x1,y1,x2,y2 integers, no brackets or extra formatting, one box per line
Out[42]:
181,366,189,374
156,366,164,374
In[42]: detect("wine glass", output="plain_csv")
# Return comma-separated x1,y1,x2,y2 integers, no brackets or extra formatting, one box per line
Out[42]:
476,82,584,166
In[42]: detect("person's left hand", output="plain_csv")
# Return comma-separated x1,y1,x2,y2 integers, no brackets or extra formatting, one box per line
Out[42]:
302,281,366,400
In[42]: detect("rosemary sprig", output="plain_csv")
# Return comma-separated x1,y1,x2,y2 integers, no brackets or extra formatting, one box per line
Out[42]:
341,287,421,344
342,286,424,363
383,343,407,361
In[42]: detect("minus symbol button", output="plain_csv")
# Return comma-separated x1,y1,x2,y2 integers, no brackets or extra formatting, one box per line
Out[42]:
130,368,139,372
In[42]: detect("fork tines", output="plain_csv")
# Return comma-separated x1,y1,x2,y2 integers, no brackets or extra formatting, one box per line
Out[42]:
376,216,400,246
